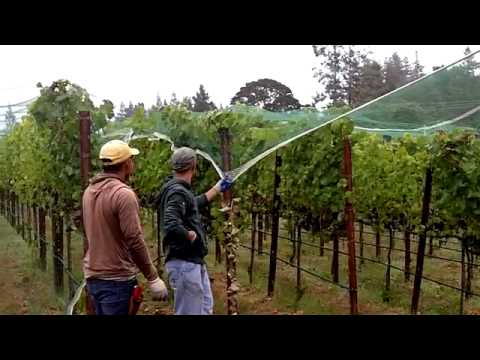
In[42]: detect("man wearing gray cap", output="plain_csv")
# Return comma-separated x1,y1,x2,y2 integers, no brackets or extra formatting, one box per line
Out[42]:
157,147,232,315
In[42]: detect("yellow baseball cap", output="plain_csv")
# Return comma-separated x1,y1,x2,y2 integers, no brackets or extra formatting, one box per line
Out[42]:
99,140,140,165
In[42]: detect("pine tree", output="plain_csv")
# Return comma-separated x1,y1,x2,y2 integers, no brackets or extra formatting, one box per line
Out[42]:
181,96,193,110
150,93,164,112
384,52,410,92
402,56,412,80
125,101,135,117
116,101,127,121
312,45,346,106
409,51,425,81
192,85,216,112
170,93,179,106
119,101,126,114
342,46,367,107
356,59,386,105
464,47,480,75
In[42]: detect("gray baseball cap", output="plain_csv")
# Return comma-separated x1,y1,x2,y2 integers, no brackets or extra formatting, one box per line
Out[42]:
171,147,197,172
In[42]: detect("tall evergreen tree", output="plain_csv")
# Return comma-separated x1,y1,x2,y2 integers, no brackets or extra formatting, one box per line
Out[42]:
342,46,367,107
181,96,194,110
312,45,346,106
384,52,410,92
464,47,480,75
150,93,165,112
356,59,386,105
313,45,369,107
409,51,425,81
125,101,135,117
116,102,129,121
119,102,126,114
170,93,179,106
192,85,216,112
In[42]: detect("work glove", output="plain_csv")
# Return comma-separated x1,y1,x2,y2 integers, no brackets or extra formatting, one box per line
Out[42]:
214,176,233,193
149,277,168,301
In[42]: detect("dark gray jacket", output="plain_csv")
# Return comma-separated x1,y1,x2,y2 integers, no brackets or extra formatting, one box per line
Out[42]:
156,176,209,264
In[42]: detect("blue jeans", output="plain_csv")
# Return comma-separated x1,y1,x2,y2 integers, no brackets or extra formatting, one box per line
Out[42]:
86,278,137,315
165,260,213,315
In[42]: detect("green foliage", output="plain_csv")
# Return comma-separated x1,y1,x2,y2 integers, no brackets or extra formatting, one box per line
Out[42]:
129,138,171,206
430,131,480,241
0,80,113,215
3,77,480,254
2,116,54,206
353,132,428,231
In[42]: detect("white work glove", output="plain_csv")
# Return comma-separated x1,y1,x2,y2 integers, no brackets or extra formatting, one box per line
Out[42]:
149,277,168,301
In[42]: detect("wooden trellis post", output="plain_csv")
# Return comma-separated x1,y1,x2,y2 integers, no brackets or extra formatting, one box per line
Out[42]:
267,152,282,297
411,167,433,315
343,136,358,315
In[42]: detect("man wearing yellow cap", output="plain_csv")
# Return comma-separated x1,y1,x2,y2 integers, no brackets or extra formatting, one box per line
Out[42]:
82,140,168,315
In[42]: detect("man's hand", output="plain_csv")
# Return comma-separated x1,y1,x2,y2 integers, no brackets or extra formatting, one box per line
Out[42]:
149,277,168,301
206,176,234,202
188,230,197,242
214,177,233,193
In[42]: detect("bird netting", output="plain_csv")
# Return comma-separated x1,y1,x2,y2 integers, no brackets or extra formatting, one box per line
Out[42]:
102,49,480,181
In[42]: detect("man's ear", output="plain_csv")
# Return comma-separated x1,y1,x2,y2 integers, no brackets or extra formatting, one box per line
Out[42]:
123,159,132,175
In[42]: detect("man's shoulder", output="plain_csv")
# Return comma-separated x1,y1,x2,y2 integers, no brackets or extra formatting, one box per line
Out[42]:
84,177,128,197
161,182,194,205
113,184,137,201
165,184,191,198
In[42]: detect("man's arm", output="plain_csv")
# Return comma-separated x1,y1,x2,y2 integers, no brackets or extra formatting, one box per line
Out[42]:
196,191,215,208
116,188,158,282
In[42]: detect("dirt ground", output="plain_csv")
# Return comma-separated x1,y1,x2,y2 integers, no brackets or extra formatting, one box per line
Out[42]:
3,212,480,315
0,216,63,315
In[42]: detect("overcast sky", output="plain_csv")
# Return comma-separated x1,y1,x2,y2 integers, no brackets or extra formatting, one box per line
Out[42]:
0,45,478,124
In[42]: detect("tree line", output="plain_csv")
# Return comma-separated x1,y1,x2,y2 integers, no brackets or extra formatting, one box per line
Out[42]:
99,46,479,122
1,46,478,130
312,45,427,108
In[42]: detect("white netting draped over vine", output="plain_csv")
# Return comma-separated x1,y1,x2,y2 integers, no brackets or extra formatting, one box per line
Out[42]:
102,50,480,180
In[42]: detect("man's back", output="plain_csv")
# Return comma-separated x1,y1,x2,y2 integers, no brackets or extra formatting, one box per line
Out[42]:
83,173,150,280
82,139,167,315
157,175,209,264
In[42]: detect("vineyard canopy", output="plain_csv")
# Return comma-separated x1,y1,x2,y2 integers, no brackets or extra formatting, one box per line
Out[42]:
102,50,480,180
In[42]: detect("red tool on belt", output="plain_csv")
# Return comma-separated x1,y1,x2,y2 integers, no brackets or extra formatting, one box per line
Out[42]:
128,285,144,315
